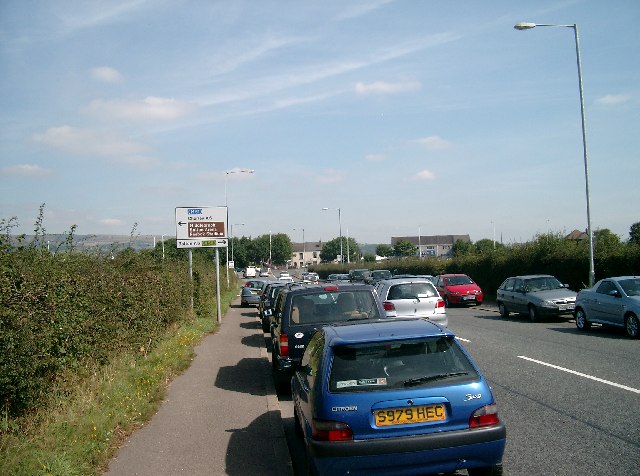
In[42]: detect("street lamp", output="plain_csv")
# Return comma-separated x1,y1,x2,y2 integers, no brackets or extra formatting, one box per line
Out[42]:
231,223,245,262
322,207,343,263
293,228,305,267
225,168,254,285
514,22,595,287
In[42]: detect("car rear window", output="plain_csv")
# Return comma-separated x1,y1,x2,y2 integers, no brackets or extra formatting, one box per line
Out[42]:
290,290,381,324
388,282,437,300
329,336,478,393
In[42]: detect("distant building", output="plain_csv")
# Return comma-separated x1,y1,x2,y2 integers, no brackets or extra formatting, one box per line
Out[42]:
391,235,471,258
290,241,323,268
565,229,589,241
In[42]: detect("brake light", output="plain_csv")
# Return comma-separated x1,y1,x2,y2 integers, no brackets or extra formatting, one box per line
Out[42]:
311,419,353,441
383,301,395,311
323,285,339,292
279,333,289,357
436,298,445,308
469,403,500,428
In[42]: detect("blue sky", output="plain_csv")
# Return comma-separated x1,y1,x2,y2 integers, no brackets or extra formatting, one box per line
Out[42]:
1,0,638,245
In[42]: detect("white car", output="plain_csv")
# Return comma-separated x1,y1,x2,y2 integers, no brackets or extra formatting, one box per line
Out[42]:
374,278,447,327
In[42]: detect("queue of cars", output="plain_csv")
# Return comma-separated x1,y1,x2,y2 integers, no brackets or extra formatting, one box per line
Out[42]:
240,272,506,475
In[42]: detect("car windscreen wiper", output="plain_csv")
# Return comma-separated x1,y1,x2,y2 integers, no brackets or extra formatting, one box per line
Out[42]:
403,372,469,387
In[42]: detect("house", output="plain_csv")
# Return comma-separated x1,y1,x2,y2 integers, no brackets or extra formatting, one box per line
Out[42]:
391,235,471,258
565,229,589,241
290,241,323,268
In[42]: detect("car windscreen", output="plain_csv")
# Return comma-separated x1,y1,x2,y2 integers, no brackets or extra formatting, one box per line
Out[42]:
388,282,438,300
290,290,381,324
524,277,563,292
329,336,478,393
446,275,473,286
619,278,640,296
372,270,392,279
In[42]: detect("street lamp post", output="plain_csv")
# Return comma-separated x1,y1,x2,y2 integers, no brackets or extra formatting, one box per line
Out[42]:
231,223,245,263
322,207,343,263
225,168,254,285
514,22,595,287
418,225,422,258
293,228,305,267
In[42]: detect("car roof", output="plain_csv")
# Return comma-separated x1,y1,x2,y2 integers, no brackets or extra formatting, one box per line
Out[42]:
599,276,640,281
506,274,555,280
322,318,452,347
377,277,435,285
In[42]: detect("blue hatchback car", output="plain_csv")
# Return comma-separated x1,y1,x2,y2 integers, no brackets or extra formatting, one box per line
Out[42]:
291,318,506,476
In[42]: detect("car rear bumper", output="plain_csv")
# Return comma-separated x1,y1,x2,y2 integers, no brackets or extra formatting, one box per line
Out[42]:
308,423,505,475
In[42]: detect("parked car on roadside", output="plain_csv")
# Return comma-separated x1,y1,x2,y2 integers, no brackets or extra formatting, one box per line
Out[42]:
496,274,576,322
270,283,386,393
434,274,483,307
327,273,350,284
349,268,371,283
374,278,447,327
365,269,392,284
259,282,286,332
241,279,270,307
292,318,506,476
574,276,640,338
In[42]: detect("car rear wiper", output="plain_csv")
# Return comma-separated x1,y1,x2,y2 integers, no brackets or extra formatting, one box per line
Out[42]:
403,372,469,387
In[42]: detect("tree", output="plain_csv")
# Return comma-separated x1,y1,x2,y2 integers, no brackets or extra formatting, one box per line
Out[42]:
394,240,416,257
376,244,394,257
451,239,474,257
475,239,495,254
320,237,343,262
594,229,622,256
269,233,293,265
630,222,640,245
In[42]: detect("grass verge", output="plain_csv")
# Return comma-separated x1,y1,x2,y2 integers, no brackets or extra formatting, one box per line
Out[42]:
0,285,239,476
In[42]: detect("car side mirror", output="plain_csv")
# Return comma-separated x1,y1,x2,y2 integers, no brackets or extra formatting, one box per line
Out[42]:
609,290,622,298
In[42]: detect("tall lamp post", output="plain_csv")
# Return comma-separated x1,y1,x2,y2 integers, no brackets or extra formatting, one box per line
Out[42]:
322,207,343,263
514,22,595,287
224,168,254,285
293,228,305,267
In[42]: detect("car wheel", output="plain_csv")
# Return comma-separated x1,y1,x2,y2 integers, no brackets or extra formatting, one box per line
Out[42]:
575,308,591,331
468,464,503,476
528,305,539,322
261,318,270,333
625,314,639,339
498,302,509,318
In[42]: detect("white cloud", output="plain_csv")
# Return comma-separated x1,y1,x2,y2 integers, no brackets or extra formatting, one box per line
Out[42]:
118,155,161,169
91,66,123,83
596,94,632,106
413,135,451,150
87,97,196,121
33,126,147,157
365,154,386,162
317,169,344,184
100,218,124,227
355,80,421,95
413,169,436,180
0,164,52,176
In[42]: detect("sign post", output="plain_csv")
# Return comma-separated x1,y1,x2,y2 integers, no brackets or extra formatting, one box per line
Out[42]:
175,207,228,323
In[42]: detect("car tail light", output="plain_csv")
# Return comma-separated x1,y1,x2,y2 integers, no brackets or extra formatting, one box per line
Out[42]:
436,298,445,308
383,301,395,311
279,333,289,357
245,282,251,287
323,285,339,291
469,403,500,428
311,419,353,441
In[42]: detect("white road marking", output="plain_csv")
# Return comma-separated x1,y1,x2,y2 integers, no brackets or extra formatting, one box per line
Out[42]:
455,337,471,343
518,355,640,394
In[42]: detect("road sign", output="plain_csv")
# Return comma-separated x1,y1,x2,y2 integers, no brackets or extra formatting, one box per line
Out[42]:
177,238,228,249
175,207,228,248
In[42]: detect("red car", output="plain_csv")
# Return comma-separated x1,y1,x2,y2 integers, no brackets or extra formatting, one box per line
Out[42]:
435,274,483,307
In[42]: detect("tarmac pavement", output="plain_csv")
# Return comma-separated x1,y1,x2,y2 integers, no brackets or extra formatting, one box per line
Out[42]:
105,298,294,476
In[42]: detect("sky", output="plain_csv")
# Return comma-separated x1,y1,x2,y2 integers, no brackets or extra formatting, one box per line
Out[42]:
1,0,639,245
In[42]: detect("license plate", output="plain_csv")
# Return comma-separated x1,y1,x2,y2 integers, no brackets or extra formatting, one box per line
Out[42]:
463,295,475,301
374,404,446,426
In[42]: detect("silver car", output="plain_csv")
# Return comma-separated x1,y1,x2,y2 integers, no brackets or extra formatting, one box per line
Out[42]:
574,276,640,339
496,274,576,322
374,278,447,327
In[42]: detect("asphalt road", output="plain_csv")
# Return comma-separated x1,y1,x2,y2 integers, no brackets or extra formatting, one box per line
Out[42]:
271,304,640,476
